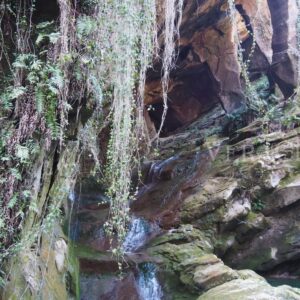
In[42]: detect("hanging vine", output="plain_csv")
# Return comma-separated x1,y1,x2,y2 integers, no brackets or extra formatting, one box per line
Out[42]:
227,0,265,114
0,0,184,266
74,0,183,251
157,0,184,137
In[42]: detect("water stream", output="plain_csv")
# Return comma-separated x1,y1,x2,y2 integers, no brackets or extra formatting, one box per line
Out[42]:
137,263,163,300
123,217,163,300
71,184,164,299
123,217,159,252
267,277,300,289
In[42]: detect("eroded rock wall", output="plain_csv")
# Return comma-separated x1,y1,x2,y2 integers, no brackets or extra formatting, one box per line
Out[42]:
136,1,300,298
146,0,299,135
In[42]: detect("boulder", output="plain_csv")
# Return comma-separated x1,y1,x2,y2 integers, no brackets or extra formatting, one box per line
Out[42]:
198,277,300,300
263,175,300,215
192,256,238,291
222,197,251,223
181,177,238,222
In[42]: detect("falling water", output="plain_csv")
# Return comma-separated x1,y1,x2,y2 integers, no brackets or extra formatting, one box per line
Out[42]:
122,218,163,299
137,263,163,300
68,190,80,241
122,217,159,252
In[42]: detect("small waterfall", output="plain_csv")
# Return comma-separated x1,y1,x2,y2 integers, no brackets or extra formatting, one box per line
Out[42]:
122,217,158,252
122,218,163,299
68,190,80,241
137,263,163,300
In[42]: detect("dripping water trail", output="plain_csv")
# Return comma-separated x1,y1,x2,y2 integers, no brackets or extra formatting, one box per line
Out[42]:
122,217,163,300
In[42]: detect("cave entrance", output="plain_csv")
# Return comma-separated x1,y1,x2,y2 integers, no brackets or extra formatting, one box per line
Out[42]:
146,62,221,137
32,0,60,24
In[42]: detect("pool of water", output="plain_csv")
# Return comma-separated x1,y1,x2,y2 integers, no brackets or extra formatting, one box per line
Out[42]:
267,277,300,289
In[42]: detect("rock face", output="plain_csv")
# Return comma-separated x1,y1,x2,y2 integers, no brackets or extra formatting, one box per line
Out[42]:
134,111,300,298
71,0,300,299
134,0,300,293
2,143,80,300
2,0,300,300
146,0,299,135
75,0,300,298
8,1,298,299
268,0,298,96
198,277,300,300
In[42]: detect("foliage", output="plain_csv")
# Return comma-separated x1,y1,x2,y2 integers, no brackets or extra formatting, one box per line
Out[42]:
252,198,265,212
158,0,184,137
76,0,157,249
227,0,267,115
0,0,184,267
73,0,183,251
0,0,69,263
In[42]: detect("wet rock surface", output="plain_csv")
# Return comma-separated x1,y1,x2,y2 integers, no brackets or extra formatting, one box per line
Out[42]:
145,0,298,136
71,0,300,299
72,111,300,299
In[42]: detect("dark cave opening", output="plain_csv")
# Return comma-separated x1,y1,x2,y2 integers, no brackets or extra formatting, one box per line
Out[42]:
147,62,221,137
32,0,60,23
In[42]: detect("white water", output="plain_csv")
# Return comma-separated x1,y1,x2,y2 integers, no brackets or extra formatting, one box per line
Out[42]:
122,217,163,299
122,217,159,252
137,263,163,300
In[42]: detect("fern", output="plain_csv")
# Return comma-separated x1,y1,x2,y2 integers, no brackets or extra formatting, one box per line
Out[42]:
12,54,36,70
16,145,29,163
35,21,60,46
10,86,27,99
76,15,98,40
0,86,27,111
48,66,64,90
45,94,60,138
35,85,44,113
8,193,18,209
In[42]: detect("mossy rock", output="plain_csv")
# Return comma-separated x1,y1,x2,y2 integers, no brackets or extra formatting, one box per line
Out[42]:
158,270,199,300
235,212,270,243
148,242,207,272
198,278,300,300
179,254,238,292
181,177,238,223
148,225,212,251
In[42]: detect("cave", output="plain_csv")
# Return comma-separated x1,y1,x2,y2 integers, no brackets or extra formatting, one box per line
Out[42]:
146,62,221,136
32,0,60,23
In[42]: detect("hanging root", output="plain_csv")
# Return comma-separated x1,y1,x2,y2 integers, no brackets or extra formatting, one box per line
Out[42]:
157,0,184,138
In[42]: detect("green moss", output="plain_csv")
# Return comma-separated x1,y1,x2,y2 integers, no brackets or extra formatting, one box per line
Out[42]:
159,270,199,300
148,242,207,272
234,248,272,270
67,243,80,299
73,243,108,261
214,234,236,257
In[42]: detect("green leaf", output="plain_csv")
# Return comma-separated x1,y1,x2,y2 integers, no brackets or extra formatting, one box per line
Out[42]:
30,59,43,71
10,168,22,180
76,15,97,39
49,32,60,44
16,145,29,162
35,86,44,113
29,201,39,213
10,86,27,100
8,193,18,209
13,54,36,69
22,190,31,199
48,85,59,95
36,33,46,46
36,21,54,30
0,218,4,229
